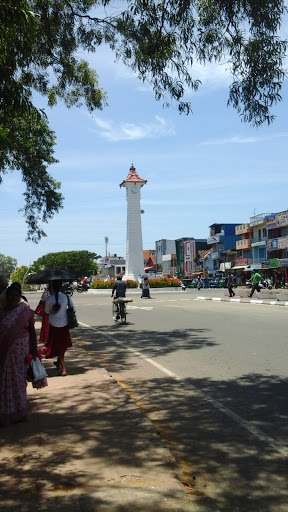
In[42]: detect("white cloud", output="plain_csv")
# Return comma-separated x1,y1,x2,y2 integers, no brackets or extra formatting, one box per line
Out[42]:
92,115,175,141
200,132,288,146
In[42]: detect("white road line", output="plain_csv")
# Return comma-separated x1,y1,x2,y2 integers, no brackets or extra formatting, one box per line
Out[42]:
77,322,288,459
127,349,288,459
212,297,222,301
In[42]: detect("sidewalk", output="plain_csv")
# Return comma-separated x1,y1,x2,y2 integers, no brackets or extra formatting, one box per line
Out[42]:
0,322,218,512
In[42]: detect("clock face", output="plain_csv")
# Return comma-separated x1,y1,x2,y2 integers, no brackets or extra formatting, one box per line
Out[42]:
131,185,139,194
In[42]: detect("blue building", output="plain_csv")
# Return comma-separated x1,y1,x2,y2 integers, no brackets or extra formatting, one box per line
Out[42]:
207,223,241,274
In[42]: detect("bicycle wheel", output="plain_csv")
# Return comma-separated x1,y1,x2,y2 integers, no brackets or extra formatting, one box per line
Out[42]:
112,302,118,321
120,304,126,324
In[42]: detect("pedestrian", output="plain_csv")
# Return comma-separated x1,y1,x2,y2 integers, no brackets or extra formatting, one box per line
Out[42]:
35,282,53,345
249,270,262,298
141,276,151,298
0,283,37,426
227,273,235,297
44,280,74,376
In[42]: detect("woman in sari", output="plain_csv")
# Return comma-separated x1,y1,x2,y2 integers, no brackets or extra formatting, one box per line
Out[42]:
0,284,37,426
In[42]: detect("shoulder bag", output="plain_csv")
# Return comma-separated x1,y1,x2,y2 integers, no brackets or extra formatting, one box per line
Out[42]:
66,295,79,329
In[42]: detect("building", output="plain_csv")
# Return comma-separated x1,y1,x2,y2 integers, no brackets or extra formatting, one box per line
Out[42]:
207,223,241,273
155,239,176,271
120,164,147,281
235,222,253,267
97,255,125,279
175,238,209,277
249,212,273,265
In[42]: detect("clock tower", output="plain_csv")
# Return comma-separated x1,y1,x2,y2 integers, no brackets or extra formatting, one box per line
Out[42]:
120,164,147,281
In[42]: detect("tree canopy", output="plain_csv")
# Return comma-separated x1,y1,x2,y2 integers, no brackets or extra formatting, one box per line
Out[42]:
32,250,101,278
1,0,287,239
0,253,17,278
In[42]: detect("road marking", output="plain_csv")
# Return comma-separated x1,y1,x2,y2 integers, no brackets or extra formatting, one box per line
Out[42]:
127,305,154,310
77,322,288,459
127,350,288,459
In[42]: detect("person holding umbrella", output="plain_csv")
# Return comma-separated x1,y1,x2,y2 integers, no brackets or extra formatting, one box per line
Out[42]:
44,280,74,376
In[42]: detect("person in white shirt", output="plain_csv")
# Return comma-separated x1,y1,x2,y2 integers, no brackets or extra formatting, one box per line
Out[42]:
44,280,75,376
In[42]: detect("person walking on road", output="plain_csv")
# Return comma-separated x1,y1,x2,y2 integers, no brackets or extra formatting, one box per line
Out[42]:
141,276,151,298
228,273,235,297
44,280,74,376
249,270,262,298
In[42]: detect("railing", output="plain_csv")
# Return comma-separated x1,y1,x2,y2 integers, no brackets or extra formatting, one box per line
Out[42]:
251,236,268,244
235,224,251,235
236,239,251,249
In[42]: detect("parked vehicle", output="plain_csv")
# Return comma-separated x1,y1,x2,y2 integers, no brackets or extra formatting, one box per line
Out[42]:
61,282,73,296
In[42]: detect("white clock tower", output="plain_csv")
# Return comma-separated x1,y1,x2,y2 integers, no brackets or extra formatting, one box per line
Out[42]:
120,164,147,281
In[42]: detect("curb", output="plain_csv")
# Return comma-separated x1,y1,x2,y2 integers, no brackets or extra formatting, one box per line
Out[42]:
195,296,288,307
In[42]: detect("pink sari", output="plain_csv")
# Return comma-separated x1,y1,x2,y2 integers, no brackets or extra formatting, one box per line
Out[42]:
0,304,34,426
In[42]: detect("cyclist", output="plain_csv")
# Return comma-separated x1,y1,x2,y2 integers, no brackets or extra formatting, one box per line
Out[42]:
111,276,126,320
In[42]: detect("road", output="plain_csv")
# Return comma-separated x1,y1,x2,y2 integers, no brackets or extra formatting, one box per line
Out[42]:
29,289,288,512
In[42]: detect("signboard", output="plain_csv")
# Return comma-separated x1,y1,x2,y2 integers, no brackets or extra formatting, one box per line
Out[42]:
207,234,220,244
266,214,276,227
235,257,249,265
261,260,270,268
277,211,288,227
277,236,288,249
184,240,195,275
279,258,288,268
267,239,278,251
269,258,278,268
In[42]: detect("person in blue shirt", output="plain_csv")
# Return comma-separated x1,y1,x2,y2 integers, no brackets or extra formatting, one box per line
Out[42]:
111,276,126,298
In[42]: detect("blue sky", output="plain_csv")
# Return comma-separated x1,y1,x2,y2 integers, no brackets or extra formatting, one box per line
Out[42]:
1,37,288,268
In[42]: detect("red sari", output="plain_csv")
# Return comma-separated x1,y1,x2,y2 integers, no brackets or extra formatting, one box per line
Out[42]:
0,304,33,426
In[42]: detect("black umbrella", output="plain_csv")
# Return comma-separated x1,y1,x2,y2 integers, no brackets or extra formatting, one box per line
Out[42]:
27,269,75,284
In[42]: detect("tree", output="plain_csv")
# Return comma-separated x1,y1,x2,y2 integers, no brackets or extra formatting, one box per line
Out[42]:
0,253,17,278
10,265,30,285
1,1,287,238
33,251,101,278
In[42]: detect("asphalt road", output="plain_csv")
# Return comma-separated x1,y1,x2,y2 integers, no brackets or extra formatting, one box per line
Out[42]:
28,289,288,512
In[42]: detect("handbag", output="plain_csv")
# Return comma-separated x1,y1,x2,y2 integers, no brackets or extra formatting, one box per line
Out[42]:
67,295,79,328
34,300,45,316
28,356,48,380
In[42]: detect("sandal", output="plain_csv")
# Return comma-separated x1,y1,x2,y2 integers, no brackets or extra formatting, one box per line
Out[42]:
61,371,67,377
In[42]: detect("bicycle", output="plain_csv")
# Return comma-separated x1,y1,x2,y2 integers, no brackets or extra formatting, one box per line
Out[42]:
112,297,133,324
112,298,126,324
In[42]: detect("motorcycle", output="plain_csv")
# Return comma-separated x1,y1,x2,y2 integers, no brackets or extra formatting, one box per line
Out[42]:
61,282,73,296
261,278,272,290
180,281,187,291
77,281,90,293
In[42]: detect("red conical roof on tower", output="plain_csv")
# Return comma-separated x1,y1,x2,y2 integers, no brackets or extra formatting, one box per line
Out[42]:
120,163,147,187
